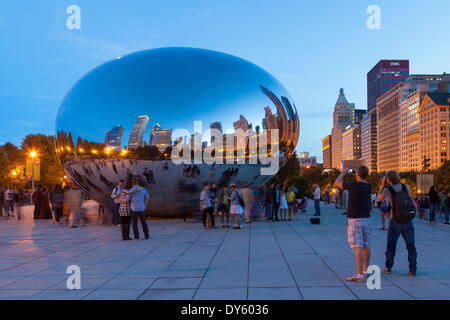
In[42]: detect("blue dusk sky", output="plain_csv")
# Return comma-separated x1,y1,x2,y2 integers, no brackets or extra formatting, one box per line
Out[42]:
1,0,450,161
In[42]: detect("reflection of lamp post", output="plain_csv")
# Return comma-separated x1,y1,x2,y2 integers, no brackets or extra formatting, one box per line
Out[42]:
30,150,38,191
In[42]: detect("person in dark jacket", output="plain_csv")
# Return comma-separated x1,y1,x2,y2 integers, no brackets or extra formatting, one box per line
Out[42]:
50,185,64,222
428,186,440,224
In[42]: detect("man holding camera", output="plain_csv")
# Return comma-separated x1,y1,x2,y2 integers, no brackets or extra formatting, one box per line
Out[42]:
335,166,372,282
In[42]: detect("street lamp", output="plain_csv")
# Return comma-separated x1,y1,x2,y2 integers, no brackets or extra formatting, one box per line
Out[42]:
30,150,38,191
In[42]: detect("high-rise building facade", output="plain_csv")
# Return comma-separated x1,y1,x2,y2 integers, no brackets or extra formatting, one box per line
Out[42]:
149,123,172,152
105,125,124,151
399,74,450,172
341,125,362,161
360,110,377,172
376,84,402,172
419,85,450,170
128,115,149,149
322,135,332,169
331,88,355,168
367,60,409,111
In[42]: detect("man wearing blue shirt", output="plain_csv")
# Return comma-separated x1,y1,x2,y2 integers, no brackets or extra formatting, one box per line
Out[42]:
130,179,150,239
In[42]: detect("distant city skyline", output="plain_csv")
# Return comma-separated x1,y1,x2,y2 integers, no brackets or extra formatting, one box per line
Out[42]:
2,1,450,162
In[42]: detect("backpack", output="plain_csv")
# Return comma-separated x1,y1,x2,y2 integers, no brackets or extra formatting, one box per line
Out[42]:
388,184,416,224
236,191,245,209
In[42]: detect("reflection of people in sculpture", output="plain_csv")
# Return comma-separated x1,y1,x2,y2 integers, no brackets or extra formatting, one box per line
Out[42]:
217,186,231,228
111,180,124,226
143,168,155,184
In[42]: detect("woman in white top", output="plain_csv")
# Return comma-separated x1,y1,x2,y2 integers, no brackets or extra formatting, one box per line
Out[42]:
279,184,288,221
229,184,244,229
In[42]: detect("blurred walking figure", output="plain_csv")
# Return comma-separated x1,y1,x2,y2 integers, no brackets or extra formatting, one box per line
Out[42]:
200,183,215,229
50,185,64,223
130,179,150,239
4,186,16,217
218,186,231,228
111,180,124,226
272,184,281,221
324,188,331,205
40,188,53,219
0,187,5,217
119,181,133,240
286,187,296,220
62,186,71,222
428,186,439,224
66,185,83,228
142,168,155,184
230,184,245,229
378,197,391,230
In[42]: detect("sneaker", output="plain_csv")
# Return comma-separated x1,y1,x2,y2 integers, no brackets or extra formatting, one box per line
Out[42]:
345,274,365,282
408,271,416,277
383,268,392,274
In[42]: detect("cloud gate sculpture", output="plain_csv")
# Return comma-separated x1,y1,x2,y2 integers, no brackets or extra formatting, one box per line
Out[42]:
55,47,299,217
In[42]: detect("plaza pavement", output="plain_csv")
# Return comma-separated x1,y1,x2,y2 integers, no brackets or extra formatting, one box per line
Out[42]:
0,201,449,300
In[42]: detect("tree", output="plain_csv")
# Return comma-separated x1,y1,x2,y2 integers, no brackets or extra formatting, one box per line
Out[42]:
435,160,450,191
0,142,25,187
270,152,300,184
21,134,65,188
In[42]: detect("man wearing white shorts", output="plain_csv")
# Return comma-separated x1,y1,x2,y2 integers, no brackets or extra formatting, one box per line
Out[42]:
335,166,372,282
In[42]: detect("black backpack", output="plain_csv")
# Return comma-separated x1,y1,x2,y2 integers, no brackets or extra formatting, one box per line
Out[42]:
236,191,245,208
388,184,416,223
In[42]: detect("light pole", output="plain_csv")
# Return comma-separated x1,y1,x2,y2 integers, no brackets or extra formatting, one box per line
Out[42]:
30,150,37,191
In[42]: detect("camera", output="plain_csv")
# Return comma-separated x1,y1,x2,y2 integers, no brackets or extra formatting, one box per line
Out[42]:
348,169,355,174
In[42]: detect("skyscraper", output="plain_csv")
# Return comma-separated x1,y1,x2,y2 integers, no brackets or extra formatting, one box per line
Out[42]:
149,123,172,152
104,125,124,151
322,135,332,169
360,111,377,172
128,115,149,149
367,60,409,111
331,88,355,168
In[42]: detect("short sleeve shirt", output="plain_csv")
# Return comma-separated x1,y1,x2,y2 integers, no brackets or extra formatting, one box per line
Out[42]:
343,182,372,219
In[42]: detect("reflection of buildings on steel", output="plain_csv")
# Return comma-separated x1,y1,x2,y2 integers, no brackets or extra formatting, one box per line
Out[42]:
210,121,223,143
63,158,270,217
128,115,149,149
149,123,172,152
104,125,124,151
260,85,299,153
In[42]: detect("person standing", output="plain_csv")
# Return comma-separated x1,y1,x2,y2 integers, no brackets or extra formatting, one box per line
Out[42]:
312,184,321,216
130,179,150,239
335,166,372,282
4,186,16,217
32,185,43,219
377,171,417,277
230,184,244,229
118,181,133,240
0,187,4,217
40,188,53,219
445,192,450,225
428,186,439,224
200,183,215,229
263,184,274,221
110,180,124,226
324,188,331,205
279,185,288,221
50,185,64,223
67,185,83,228
272,184,281,221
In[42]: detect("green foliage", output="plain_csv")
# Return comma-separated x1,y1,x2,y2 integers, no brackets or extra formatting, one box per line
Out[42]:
435,160,450,192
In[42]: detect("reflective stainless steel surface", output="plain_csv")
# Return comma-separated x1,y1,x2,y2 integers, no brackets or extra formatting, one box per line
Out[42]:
55,47,299,217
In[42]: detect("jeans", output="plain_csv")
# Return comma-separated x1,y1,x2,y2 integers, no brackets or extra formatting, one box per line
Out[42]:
53,207,63,222
429,203,438,222
444,207,449,223
5,200,14,215
201,207,215,227
265,203,273,220
272,203,280,220
112,202,121,225
34,202,41,219
385,219,417,273
314,199,321,216
132,211,149,239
